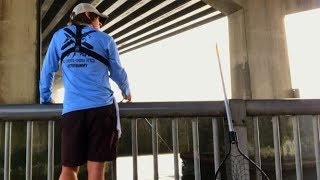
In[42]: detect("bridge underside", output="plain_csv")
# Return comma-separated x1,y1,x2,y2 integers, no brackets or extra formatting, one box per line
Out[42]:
41,0,225,55
1,0,320,103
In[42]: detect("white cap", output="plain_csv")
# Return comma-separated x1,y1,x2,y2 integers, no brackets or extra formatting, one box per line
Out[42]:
72,3,108,19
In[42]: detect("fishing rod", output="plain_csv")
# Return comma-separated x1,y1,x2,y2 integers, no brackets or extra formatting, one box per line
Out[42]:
143,118,173,152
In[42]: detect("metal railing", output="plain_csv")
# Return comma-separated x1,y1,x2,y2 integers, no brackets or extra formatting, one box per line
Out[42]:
0,99,320,180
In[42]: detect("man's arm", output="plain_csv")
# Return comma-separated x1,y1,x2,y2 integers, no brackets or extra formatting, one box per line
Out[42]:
39,34,60,104
107,39,131,101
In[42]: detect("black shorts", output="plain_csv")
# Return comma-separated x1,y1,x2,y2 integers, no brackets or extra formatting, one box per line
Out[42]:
61,104,118,167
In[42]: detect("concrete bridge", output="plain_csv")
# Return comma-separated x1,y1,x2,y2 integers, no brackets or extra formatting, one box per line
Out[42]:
0,0,320,180
1,0,320,103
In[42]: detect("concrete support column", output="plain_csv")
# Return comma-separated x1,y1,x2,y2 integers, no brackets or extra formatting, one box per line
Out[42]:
228,9,251,99
0,0,39,104
0,1,39,179
229,0,293,99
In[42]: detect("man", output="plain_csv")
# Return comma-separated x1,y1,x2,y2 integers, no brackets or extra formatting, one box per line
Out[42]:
39,3,131,180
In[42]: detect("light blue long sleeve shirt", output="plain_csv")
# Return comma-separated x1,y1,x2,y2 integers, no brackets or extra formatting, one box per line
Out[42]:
40,25,130,114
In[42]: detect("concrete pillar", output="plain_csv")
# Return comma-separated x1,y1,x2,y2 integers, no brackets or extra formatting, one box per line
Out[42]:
0,0,39,104
228,2,293,179
229,0,293,99
228,9,252,99
0,1,40,179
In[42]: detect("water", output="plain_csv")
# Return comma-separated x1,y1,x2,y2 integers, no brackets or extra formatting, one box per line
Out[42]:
116,153,182,180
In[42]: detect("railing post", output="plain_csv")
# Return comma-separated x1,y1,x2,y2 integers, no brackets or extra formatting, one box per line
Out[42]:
132,119,138,180
253,117,262,180
47,120,55,180
152,118,159,180
26,121,33,180
4,121,12,180
292,116,303,180
229,99,249,179
272,116,282,180
212,118,220,179
192,118,201,180
313,115,320,180
172,118,179,180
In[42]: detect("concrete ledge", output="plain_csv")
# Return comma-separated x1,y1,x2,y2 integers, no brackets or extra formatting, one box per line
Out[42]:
286,0,320,15
202,0,242,15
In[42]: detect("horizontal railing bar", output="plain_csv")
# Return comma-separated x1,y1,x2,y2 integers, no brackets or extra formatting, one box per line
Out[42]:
246,99,320,115
119,101,225,117
0,104,62,120
0,101,225,120
1,99,320,121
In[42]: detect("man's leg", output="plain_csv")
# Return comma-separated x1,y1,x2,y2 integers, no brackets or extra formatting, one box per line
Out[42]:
87,161,105,180
59,166,79,180
60,111,86,180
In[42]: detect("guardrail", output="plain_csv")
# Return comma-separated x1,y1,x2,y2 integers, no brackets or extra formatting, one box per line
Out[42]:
0,99,320,180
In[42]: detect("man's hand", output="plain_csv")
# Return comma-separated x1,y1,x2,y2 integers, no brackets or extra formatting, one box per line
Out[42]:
122,92,132,102
42,99,55,104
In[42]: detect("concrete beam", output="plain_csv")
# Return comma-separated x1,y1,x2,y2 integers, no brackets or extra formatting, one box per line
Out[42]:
42,0,77,41
202,0,242,15
286,0,320,15
41,0,55,20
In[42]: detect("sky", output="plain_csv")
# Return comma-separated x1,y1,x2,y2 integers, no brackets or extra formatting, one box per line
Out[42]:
285,8,320,98
111,17,230,102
